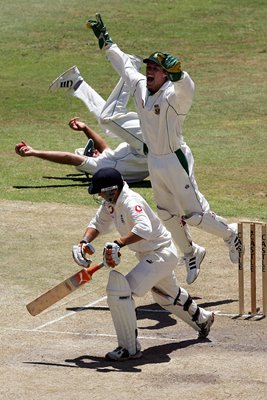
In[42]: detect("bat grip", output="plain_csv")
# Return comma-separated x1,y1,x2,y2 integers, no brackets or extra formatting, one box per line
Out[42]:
87,262,105,276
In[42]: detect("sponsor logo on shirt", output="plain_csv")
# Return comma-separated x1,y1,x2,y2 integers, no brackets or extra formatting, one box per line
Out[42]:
135,205,143,212
120,214,125,224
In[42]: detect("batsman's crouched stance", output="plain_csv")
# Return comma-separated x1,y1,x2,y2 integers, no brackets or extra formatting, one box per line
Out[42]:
73,167,214,361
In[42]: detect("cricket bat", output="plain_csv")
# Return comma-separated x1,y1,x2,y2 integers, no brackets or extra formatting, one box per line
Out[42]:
26,262,105,316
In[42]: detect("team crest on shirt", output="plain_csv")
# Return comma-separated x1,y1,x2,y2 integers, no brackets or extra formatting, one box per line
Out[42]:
108,205,114,214
135,205,143,212
154,104,160,115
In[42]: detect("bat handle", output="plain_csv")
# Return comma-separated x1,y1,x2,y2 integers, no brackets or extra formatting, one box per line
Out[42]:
86,262,105,276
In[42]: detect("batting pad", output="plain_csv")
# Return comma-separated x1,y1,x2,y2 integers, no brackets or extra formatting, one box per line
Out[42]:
151,287,199,332
106,270,138,355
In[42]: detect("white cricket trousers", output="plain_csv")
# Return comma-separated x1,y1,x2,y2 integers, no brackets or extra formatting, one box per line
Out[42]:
73,78,144,154
125,243,211,329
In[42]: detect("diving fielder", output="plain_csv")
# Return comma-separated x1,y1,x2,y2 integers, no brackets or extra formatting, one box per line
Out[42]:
87,14,242,285
48,59,148,182
72,167,214,361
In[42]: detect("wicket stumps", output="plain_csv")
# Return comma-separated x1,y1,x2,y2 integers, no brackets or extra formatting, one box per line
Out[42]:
238,221,267,317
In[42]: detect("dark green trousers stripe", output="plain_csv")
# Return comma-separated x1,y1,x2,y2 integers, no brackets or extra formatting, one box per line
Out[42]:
175,149,189,175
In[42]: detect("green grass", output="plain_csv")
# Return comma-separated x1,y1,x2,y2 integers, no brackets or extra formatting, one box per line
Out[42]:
0,0,266,220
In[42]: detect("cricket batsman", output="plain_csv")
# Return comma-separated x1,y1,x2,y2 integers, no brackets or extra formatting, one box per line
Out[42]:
72,167,214,361
86,14,243,285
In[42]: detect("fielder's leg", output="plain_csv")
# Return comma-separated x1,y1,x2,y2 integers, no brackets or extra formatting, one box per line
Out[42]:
73,81,106,122
157,208,206,285
106,270,142,361
48,66,105,122
99,77,144,154
183,212,242,263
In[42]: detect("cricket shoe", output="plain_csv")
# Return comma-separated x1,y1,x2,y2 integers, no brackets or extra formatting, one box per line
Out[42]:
224,223,244,264
197,312,215,339
83,139,95,157
105,346,143,361
49,65,83,92
184,243,206,285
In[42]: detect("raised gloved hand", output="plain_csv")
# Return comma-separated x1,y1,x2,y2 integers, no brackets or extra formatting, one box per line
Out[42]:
103,242,121,268
86,13,113,49
72,241,95,268
162,54,182,82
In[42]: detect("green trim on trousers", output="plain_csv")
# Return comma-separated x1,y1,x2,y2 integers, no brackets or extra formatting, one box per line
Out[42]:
175,148,189,175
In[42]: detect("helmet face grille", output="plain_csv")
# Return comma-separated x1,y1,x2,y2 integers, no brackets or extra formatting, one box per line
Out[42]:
101,187,118,203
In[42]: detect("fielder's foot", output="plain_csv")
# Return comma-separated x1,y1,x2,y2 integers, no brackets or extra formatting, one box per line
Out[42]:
105,346,143,361
197,312,215,339
49,65,83,92
224,223,244,264
184,244,206,285
83,139,95,157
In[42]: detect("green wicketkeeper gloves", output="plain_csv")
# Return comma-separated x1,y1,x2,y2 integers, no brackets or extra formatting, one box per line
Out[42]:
162,54,182,82
86,13,113,49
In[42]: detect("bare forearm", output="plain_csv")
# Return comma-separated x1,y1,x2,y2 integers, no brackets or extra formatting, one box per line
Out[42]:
31,150,84,166
81,227,99,242
116,232,143,247
82,126,108,152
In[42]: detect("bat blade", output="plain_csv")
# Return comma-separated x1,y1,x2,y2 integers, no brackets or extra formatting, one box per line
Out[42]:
26,262,104,316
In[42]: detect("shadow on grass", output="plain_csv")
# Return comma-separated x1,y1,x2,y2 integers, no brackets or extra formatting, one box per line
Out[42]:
13,174,151,189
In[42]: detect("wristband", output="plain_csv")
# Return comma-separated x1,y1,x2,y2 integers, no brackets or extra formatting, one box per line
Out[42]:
114,240,124,248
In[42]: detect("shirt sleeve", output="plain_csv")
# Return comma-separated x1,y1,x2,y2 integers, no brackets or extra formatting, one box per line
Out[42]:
171,71,195,114
106,44,146,96
88,205,114,235
125,199,154,240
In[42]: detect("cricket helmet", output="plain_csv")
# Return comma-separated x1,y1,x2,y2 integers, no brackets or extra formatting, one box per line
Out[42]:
143,52,181,74
88,167,124,195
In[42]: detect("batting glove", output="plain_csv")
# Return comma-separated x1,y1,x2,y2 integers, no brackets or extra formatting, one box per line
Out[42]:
86,13,113,49
103,242,121,268
162,54,182,82
72,241,95,268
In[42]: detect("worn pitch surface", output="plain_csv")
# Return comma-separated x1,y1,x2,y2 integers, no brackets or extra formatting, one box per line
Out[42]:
1,200,266,400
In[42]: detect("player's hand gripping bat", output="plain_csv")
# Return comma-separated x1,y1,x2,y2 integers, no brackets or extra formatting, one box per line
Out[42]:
26,262,104,316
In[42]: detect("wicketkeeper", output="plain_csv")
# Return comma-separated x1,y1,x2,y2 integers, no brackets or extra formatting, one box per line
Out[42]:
86,13,243,285
72,167,214,361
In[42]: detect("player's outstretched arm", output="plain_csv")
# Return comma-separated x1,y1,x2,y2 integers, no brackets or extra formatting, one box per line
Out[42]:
15,141,84,166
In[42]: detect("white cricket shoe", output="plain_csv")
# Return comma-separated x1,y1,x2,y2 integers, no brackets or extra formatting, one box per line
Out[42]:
197,312,215,339
224,223,244,264
49,65,83,92
184,243,206,285
105,346,142,361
